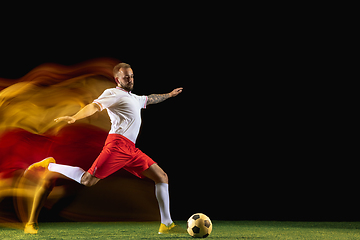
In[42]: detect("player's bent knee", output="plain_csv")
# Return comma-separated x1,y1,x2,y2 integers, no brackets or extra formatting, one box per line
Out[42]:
142,164,169,184
81,172,100,187
82,178,97,187
159,171,168,184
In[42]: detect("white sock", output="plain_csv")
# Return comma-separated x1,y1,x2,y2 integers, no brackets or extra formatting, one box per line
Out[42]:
48,163,85,184
155,183,173,226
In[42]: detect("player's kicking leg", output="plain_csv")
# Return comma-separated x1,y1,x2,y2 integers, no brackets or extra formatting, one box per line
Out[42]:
27,157,100,186
141,164,184,234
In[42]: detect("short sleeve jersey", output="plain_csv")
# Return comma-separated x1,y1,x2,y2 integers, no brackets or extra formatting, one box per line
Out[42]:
93,86,148,143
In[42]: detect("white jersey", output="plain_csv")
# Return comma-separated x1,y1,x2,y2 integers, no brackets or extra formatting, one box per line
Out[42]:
93,86,148,143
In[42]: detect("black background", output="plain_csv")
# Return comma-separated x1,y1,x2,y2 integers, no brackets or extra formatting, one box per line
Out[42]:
0,4,357,221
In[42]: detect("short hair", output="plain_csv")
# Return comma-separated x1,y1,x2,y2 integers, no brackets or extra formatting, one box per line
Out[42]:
113,63,131,77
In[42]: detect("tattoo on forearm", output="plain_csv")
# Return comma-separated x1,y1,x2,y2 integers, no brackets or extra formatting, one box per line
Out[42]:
147,93,171,105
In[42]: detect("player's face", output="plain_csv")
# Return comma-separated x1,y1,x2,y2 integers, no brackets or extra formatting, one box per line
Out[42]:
116,68,134,92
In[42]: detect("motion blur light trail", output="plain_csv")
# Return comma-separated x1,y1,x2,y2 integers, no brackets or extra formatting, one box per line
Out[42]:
0,58,159,225
0,58,119,135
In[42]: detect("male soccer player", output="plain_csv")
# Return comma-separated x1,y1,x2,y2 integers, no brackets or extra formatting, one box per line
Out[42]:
24,63,183,234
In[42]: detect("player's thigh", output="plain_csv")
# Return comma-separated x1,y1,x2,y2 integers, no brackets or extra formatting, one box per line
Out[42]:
141,164,168,184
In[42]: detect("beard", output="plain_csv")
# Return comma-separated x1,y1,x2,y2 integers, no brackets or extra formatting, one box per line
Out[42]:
120,82,134,92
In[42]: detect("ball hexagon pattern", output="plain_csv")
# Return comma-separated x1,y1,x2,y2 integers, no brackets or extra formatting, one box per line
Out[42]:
187,213,212,238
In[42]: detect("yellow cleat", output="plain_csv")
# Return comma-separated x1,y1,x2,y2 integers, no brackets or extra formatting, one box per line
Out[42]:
24,222,38,234
25,157,56,174
158,222,186,234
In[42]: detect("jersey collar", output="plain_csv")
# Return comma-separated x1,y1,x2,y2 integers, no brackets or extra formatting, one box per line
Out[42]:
116,86,131,93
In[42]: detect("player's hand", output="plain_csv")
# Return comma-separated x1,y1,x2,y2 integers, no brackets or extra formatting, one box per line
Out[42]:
169,87,183,97
54,116,76,124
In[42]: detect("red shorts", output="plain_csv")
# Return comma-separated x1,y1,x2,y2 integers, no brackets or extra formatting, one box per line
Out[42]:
87,134,156,179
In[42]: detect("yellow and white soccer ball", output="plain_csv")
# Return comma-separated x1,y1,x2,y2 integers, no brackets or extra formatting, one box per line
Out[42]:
187,213,212,238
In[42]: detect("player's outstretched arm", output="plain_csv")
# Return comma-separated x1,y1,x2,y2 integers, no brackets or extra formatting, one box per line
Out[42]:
147,87,183,106
54,102,100,124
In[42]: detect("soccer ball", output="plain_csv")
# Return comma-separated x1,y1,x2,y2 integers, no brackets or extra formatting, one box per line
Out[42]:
187,213,212,238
